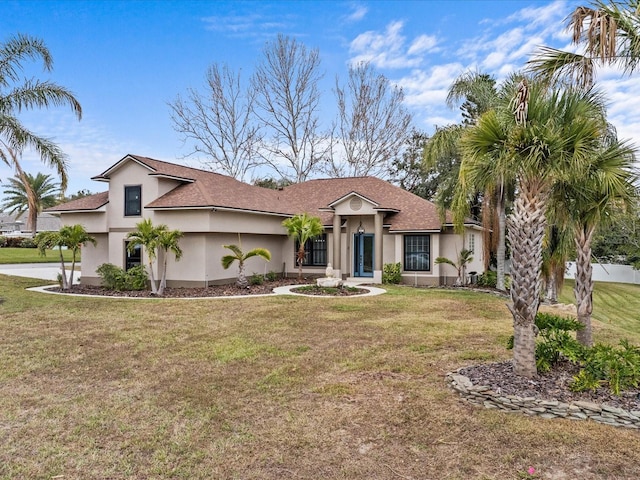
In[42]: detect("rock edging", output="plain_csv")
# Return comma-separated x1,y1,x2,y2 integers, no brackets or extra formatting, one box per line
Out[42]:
446,369,640,429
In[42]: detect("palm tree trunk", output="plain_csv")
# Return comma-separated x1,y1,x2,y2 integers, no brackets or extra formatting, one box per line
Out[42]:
147,257,158,295
574,225,595,346
297,246,305,280
237,263,248,288
496,189,507,291
158,255,168,296
507,177,548,378
545,268,558,303
57,246,69,290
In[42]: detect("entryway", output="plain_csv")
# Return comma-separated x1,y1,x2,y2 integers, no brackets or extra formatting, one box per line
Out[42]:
353,233,374,277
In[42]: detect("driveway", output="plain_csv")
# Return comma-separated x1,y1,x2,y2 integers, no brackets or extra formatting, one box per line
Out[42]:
0,263,80,284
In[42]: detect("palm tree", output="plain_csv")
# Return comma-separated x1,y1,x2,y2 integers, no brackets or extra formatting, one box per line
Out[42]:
35,224,95,290
425,71,513,292
1,170,60,236
462,78,611,377
551,138,638,346
156,229,184,295
0,34,82,192
221,238,271,288
540,225,574,303
282,213,324,280
528,0,640,88
435,249,474,286
126,218,166,295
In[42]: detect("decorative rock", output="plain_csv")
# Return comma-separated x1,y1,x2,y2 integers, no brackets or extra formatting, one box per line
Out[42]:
573,401,602,412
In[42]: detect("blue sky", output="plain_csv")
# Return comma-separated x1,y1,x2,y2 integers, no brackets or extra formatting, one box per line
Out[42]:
2,0,639,195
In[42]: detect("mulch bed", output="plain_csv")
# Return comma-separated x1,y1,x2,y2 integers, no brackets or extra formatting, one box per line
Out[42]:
460,360,640,412
46,278,366,298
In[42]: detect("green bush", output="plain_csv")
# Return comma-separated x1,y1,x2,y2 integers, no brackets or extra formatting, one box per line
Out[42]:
382,262,402,284
19,238,37,248
96,263,148,291
249,272,264,285
0,236,6,247
266,270,280,282
477,271,511,289
572,340,640,395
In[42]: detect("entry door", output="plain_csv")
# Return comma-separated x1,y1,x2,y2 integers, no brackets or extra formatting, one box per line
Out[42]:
354,233,374,277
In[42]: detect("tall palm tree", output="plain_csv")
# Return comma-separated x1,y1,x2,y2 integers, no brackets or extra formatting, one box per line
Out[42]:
425,71,514,291
0,33,82,191
35,224,95,290
221,238,271,288
1,170,60,236
551,138,638,346
157,229,184,295
528,0,640,88
462,78,610,377
540,224,574,303
282,213,324,280
126,219,165,295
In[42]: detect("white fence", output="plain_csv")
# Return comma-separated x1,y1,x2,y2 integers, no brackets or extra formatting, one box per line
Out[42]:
565,263,640,285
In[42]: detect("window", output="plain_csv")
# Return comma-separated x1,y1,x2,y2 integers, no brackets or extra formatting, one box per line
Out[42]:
404,235,430,271
125,241,142,271
467,233,476,255
124,185,142,216
295,234,327,266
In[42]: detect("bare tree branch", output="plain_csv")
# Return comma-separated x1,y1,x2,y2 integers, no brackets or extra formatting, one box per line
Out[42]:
330,62,412,178
169,63,262,181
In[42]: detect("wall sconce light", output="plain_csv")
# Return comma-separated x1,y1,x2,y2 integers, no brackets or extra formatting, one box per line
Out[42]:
357,221,365,234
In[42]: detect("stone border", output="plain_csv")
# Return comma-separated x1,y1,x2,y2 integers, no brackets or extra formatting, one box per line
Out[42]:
446,369,640,429
27,283,386,300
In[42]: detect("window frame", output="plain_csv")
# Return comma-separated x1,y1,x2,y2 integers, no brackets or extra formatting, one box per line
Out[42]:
125,241,142,271
295,233,328,267
403,234,431,272
124,185,142,217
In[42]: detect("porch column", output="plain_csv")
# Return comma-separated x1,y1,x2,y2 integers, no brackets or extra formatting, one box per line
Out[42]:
332,213,342,278
374,212,383,283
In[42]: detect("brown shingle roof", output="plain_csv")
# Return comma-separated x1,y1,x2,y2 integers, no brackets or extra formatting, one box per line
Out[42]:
46,191,109,212
53,155,472,231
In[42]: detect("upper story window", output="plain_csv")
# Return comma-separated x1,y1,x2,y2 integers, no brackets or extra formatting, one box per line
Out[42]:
295,234,328,266
124,185,142,216
404,234,430,271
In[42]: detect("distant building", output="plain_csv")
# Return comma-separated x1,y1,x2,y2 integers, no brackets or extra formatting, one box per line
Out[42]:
0,213,61,236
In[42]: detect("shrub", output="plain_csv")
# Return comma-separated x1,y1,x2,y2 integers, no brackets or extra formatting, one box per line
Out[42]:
477,271,512,289
265,270,280,282
0,236,6,247
382,262,402,284
96,263,148,291
572,340,640,395
19,238,37,248
249,272,264,285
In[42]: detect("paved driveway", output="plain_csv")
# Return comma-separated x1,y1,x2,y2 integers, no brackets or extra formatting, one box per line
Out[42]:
0,263,80,283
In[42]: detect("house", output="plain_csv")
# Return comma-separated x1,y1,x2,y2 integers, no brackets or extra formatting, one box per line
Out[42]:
47,154,484,286
0,213,60,236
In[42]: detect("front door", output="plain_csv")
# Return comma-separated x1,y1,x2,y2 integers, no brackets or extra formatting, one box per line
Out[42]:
354,233,374,277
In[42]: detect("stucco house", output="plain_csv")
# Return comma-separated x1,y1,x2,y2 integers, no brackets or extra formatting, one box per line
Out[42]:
47,154,484,286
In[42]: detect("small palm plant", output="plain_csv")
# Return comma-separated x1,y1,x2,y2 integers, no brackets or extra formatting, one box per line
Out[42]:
282,213,324,280
221,237,271,288
435,248,473,286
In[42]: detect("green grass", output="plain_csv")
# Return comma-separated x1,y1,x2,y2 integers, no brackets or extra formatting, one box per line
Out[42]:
1,276,640,479
0,247,78,264
558,279,640,338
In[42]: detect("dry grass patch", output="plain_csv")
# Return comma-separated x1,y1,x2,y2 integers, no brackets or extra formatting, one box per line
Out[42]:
2,277,640,479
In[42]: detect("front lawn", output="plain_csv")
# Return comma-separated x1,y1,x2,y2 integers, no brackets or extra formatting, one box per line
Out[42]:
1,276,640,479
0,247,77,264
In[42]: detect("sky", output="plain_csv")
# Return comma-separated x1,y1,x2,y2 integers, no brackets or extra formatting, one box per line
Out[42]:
1,0,639,196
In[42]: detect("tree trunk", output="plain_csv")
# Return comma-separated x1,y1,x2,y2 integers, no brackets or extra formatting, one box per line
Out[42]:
57,246,69,290
297,246,305,280
237,262,248,288
574,225,595,346
496,191,507,291
507,177,548,378
147,258,158,295
158,256,168,296
545,268,558,303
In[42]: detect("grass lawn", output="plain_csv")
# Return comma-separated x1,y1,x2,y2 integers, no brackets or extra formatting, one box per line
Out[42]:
1,276,640,479
0,247,78,264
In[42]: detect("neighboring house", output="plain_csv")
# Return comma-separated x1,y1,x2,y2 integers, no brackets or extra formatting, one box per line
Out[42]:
47,154,484,286
0,213,60,236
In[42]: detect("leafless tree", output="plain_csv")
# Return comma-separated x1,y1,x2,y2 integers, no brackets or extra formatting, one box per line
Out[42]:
329,62,412,178
252,34,327,183
169,64,262,181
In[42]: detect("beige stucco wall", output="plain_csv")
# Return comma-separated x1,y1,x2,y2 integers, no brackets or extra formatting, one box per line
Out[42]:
78,233,109,285
58,212,107,234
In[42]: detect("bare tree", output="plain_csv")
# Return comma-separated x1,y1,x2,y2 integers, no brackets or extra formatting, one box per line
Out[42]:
329,62,412,178
252,34,327,183
169,64,262,181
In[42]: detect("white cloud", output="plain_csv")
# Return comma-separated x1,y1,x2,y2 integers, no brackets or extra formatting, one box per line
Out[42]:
349,21,438,69
345,3,368,22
